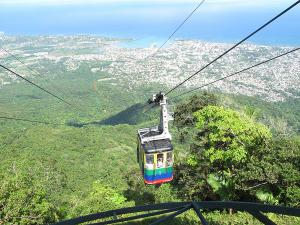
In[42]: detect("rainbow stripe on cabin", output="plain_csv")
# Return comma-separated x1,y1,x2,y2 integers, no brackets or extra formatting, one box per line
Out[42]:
144,166,173,185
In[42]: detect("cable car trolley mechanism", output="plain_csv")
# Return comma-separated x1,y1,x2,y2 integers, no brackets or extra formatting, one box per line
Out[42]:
137,92,174,185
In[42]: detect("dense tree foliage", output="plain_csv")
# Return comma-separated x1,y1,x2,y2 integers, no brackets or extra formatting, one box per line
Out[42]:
238,137,300,207
70,180,134,217
174,92,218,128
0,170,60,224
0,71,299,225
173,103,300,208
174,93,218,144
192,106,271,165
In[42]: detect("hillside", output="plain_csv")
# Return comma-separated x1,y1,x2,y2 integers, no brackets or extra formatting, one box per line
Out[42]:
0,35,299,224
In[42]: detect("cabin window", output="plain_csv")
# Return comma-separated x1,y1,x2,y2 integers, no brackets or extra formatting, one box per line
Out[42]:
157,154,164,168
166,152,173,166
146,154,154,165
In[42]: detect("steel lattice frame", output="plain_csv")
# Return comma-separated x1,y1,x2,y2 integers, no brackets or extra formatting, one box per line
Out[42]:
53,201,300,225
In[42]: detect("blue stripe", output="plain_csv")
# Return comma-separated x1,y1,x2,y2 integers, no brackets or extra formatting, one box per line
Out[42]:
144,171,173,182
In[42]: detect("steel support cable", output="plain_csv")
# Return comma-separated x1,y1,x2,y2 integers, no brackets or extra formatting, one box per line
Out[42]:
0,47,52,80
169,47,300,100
0,47,95,115
116,0,205,77
90,0,204,95
143,0,206,61
0,47,70,98
165,0,300,96
0,63,96,118
0,115,63,126
0,63,73,106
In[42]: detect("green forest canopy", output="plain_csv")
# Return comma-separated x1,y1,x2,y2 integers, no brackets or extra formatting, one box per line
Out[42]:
0,73,299,224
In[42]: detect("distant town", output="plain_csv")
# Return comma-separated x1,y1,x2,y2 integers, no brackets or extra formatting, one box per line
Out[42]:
0,34,299,101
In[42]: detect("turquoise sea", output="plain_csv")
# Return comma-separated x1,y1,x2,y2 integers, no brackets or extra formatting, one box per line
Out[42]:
0,1,299,47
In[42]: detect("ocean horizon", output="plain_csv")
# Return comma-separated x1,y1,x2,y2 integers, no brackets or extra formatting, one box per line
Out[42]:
1,32,298,49
1,1,300,47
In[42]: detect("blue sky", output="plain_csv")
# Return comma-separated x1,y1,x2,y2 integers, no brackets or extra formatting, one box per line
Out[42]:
0,0,294,10
0,0,299,46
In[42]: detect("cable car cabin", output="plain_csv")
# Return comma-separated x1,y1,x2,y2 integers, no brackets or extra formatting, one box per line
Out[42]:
137,128,174,185
137,92,174,185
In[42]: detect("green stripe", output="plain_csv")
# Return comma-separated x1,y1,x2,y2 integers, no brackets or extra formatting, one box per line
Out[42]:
144,167,173,176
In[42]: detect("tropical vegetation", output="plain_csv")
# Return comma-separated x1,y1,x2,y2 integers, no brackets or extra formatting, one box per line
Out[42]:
0,71,299,224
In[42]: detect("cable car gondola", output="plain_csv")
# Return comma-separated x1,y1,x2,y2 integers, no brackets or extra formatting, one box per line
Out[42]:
137,92,174,185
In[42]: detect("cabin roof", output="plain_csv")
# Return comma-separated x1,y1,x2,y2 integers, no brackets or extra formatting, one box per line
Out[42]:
138,127,161,138
142,139,173,153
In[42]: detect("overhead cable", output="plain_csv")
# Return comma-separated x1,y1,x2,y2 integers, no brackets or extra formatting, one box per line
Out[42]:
144,0,206,60
165,0,300,96
0,47,94,114
1,47,45,76
0,115,63,126
0,63,73,106
170,47,300,100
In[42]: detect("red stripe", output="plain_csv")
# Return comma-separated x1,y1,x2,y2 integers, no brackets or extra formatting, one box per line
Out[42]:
144,176,173,185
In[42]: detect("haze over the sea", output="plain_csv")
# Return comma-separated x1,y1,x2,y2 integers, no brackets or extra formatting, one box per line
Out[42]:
1,0,300,47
